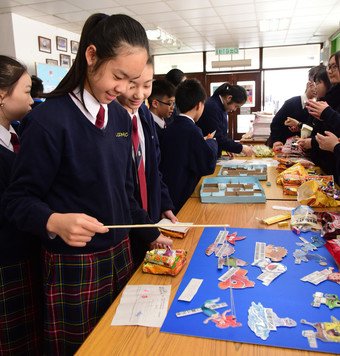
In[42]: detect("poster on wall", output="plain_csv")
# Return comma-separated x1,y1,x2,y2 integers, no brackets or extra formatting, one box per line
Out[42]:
237,80,255,107
209,82,224,96
36,63,68,93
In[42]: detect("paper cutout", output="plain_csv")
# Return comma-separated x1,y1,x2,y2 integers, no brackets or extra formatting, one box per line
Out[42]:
265,244,287,261
218,268,255,289
203,308,242,329
248,302,296,340
301,316,340,348
312,292,340,310
300,267,334,285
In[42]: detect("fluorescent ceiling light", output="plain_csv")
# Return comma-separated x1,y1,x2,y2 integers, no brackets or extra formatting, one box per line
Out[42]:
146,27,182,49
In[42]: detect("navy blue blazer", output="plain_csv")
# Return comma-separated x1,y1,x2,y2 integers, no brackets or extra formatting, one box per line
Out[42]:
196,95,242,156
160,115,218,214
266,95,310,147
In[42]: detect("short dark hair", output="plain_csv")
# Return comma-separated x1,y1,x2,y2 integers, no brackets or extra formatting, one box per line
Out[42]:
31,75,44,98
148,79,175,103
48,13,149,98
314,66,331,92
0,55,27,95
175,79,206,113
165,68,185,87
213,82,247,104
308,64,325,82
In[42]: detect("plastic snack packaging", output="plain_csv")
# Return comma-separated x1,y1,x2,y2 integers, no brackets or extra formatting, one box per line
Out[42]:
142,248,187,276
297,180,340,208
276,163,307,185
290,205,321,232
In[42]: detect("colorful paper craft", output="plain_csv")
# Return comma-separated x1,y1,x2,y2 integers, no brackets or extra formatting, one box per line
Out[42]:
218,268,255,289
312,292,340,310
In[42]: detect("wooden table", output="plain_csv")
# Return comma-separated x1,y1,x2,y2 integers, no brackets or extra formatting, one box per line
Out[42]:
76,198,336,356
192,160,296,201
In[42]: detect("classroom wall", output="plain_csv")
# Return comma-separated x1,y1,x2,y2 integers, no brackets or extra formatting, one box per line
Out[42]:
0,14,15,58
0,13,80,75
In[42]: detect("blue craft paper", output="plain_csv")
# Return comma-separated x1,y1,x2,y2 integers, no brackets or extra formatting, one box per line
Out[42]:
161,228,340,354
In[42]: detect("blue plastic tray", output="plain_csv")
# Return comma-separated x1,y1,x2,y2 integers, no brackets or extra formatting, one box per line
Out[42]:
218,164,267,180
200,176,266,203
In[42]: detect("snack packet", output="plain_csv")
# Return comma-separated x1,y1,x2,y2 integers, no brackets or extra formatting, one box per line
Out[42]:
297,180,340,207
142,249,187,276
318,212,340,240
290,205,321,232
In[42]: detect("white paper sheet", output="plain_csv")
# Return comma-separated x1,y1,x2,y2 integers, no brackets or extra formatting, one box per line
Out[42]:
111,285,171,327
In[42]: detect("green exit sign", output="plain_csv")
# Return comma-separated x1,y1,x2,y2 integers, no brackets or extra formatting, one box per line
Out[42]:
215,48,239,55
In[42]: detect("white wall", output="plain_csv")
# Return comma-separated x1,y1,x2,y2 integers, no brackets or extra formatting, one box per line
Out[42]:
11,13,80,74
0,14,15,57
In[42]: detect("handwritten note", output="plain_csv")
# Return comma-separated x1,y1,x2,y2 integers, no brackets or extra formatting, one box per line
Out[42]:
111,285,171,327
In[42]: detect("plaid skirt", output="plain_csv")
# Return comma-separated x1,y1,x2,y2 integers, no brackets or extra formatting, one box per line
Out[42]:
42,237,132,355
0,259,42,355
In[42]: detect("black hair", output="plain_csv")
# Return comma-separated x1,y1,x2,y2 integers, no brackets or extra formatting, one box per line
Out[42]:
213,82,247,104
30,75,44,98
165,68,185,87
175,78,206,113
308,64,325,82
48,13,149,99
314,66,331,92
148,79,175,102
329,50,340,70
0,55,27,96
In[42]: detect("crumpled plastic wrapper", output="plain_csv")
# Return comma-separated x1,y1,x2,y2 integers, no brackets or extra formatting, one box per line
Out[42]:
290,205,321,232
297,180,340,207
277,163,308,185
142,249,187,276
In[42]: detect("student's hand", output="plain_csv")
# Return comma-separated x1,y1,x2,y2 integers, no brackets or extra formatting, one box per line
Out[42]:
162,210,178,223
297,138,312,150
284,117,299,127
241,145,253,156
305,100,329,120
315,131,340,152
204,133,214,140
149,234,173,250
272,141,283,153
46,213,109,247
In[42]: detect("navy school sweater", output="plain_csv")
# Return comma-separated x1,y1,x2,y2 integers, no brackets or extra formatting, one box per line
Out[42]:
2,95,159,254
160,115,218,214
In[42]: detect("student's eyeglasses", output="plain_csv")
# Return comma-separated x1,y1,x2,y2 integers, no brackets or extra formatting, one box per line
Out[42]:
156,99,175,107
327,63,338,72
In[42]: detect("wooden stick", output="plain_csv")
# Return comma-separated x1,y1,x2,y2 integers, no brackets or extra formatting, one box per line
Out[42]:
104,223,229,229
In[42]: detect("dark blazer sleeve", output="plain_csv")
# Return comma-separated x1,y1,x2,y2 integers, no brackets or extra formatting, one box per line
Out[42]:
320,106,340,136
189,127,218,176
334,143,340,185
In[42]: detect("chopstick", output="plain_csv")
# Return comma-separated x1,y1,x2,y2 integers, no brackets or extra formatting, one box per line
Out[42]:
104,224,229,229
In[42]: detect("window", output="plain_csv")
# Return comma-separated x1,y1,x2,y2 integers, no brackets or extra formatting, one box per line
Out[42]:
153,52,203,74
263,44,320,68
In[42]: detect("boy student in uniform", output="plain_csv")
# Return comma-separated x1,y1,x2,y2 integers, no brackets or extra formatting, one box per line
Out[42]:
2,13,171,355
0,56,42,354
116,58,175,267
197,83,253,157
148,78,175,140
160,79,218,214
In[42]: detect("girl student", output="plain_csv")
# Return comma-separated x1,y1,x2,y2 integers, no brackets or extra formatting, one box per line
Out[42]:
3,13,171,355
0,56,42,355
196,83,253,157
116,58,176,267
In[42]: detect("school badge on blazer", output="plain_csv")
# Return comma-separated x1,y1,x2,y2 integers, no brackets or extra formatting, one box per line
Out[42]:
115,132,128,137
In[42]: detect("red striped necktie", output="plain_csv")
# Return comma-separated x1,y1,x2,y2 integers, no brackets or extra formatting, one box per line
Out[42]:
131,115,148,210
95,105,105,128
10,132,20,153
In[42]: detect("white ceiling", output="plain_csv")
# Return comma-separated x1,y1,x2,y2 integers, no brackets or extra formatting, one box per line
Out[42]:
1,0,340,55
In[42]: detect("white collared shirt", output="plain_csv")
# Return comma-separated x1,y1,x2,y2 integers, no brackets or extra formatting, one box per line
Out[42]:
301,93,308,109
69,87,108,129
151,111,166,129
0,124,18,152
130,111,146,165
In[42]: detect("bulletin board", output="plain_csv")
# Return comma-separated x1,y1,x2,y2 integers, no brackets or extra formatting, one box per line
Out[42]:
161,228,340,354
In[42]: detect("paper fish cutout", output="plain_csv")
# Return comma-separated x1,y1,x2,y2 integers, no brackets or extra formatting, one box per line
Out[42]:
265,244,287,262
225,232,246,245
203,308,241,329
218,269,255,289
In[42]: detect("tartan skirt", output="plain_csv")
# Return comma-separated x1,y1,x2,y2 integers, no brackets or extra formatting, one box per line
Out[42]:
0,258,42,355
42,236,132,355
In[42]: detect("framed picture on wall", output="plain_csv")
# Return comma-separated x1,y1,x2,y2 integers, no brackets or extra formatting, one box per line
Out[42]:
56,36,67,52
38,36,51,53
46,58,58,66
71,40,79,54
60,54,71,68
237,81,255,108
209,82,224,96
